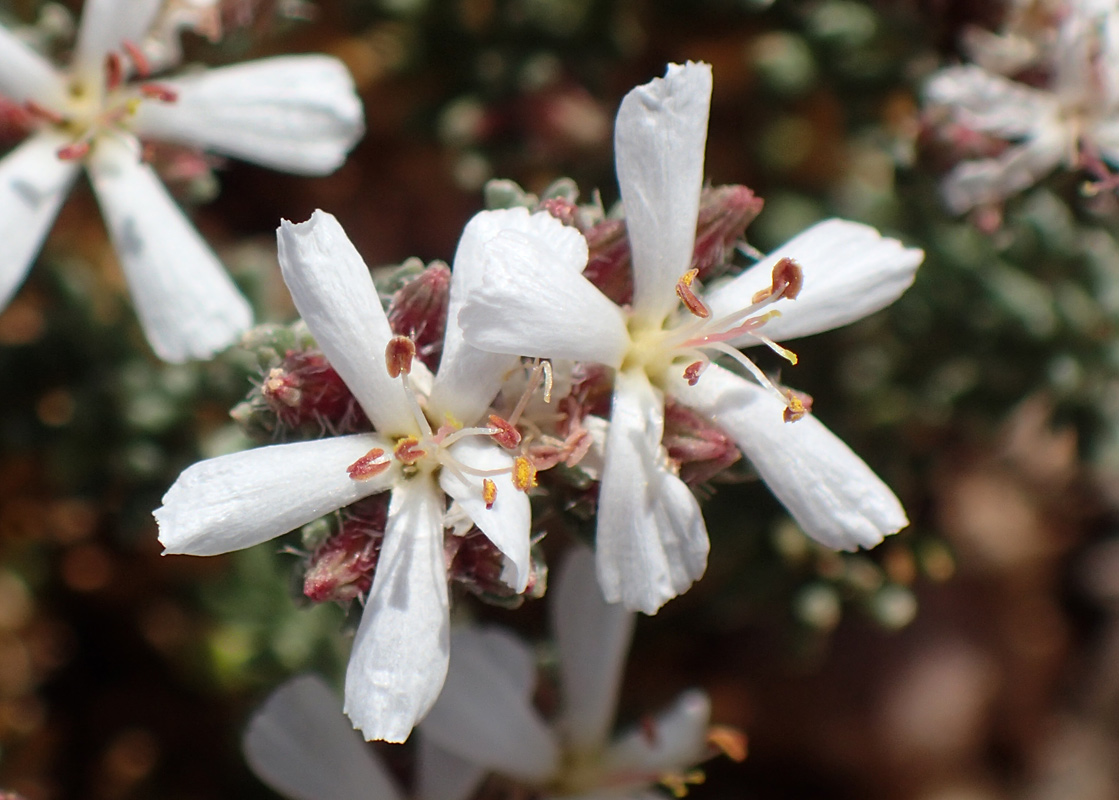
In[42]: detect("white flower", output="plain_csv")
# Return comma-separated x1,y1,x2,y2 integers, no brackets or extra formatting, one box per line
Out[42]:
459,62,923,614
925,2,1119,212
0,0,364,361
155,207,586,742
419,547,729,800
244,674,483,800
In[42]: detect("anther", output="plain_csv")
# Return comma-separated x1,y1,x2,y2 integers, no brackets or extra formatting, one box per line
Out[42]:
139,83,178,103
675,269,710,318
706,726,748,762
782,389,813,423
482,479,497,509
683,360,707,386
347,448,390,480
751,257,803,303
512,457,537,491
105,51,124,91
393,436,426,464
56,141,91,161
121,40,151,78
487,414,522,448
385,335,416,378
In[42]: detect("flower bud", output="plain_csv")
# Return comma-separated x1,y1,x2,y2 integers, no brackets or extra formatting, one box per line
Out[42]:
692,185,764,282
301,497,387,605
662,399,742,485
387,262,451,371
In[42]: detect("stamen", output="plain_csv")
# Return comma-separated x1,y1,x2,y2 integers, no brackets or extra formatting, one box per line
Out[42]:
683,360,707,386
347,448,390,480
394,436,426,464
57,140,91,161
542,360,554,403
754,332,798,365
385,335,416,378
660,769,706,798
512,457,537,491
105,52,124,91
507,359,551,428
707,726,748,762
751,257,803,303
482,479,497,509
488,414,522,448
121,40,151,78
675,269,710,318
782,389,813,423
24,100,64,125
138,83,179,103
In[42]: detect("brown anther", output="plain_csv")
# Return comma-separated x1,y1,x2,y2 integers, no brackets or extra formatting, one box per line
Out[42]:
675,268,710,318
707,725,748,762
139,84,178,103
512,457,538,492
782,389,813,423
385,335,416,378
121,40,150,78
487,414,522,448
105,52,124,91
56,141,90,161
482,479,497,509
683,360,706,386
752,257,803,303
24,100,64,125
346,448,390,480
393,436,426,464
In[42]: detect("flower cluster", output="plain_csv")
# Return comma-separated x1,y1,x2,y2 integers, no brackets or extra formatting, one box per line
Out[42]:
154,58,923,753
923,0,1119,214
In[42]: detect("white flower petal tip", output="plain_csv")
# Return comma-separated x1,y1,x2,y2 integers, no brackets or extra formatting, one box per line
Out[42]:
155,434,391,557
243,675,403,800
343,480,450,744
134,55,365,175
670,366,908,552
615,61,713,323
707,218,924,344
607,689,713,778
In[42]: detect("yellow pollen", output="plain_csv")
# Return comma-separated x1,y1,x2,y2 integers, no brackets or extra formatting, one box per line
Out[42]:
660,769,706,798
512,457,537,491
482,478,497,509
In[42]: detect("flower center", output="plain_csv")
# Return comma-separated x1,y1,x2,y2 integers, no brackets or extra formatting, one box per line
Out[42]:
626,258,807,419
25,42,178,161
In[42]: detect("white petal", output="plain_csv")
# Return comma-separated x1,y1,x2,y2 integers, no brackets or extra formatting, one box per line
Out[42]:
344,477,450,743
72,0,163,75
0,132,78,310
596,371,709,614
277,210,416,435
133,56,364,176
940,130,1068,214
0,25,65,105
430,207,588,425
704,219,924,344
87,137,252,362
439,439,531,591
552,547,635,751
156,433,393,556
457,231,628,368
670,365,907,550
420,627,559,783
615,62,712,325
416,738,487,800
243,675,402,800
923,65,1059,138
604,690,712,783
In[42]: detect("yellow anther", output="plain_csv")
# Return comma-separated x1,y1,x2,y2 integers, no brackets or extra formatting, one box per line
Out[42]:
707,725,748,762
660,769,706,798
482,479,497,509
512,457,538,491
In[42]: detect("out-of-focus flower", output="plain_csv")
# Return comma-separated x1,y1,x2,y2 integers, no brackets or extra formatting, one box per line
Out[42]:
0,0,364,361
156,207,586,742
460,62,922,614
244,674,481,800
420,547,744,799
925,1,1119,213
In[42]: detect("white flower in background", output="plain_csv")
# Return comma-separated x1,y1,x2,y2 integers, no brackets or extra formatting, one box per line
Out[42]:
925,1,1119,213
459,62,922,614
244,674,482,800
156,207,587,742
419,547,742,800
0,0,364,361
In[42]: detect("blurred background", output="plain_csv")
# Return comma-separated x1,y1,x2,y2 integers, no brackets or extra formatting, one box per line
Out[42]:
4,0,1119,797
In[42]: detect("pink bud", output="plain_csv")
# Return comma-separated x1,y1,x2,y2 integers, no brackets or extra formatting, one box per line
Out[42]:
302,498,386,605
387,263,451,371
662,399,742,486
692,185,764,282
